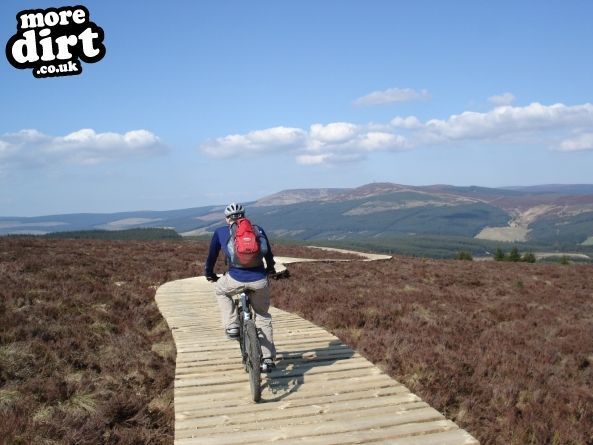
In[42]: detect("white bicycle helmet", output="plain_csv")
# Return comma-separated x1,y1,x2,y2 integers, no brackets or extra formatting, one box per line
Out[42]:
224,202,245,218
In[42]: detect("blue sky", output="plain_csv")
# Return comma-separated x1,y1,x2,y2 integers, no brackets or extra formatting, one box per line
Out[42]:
1,0,592,216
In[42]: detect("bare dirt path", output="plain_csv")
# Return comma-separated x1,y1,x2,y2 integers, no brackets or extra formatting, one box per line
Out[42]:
154,250,479,444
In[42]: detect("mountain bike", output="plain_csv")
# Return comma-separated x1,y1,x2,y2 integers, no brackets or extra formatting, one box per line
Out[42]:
229,286,263,402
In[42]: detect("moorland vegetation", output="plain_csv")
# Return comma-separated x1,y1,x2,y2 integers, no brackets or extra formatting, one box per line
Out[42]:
0,237,355,444
1,237,592,444
272,258,593,445
43,228,182,240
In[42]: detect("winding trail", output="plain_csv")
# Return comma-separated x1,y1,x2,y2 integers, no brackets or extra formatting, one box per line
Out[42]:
155,248,479,445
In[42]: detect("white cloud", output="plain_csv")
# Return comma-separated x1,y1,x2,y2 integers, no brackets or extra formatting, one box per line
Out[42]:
391,116,422,129
296,153,365,165
305,129,407,159
422,102,593,141
489,92,515,106
357,132,405,151
200,101,593,166
201,126,307,158
559,133,593,152
0,140,13,154
296,154,330,165
200,121,408,165
353,87,430,107
0,128,166,167
310,122,358,143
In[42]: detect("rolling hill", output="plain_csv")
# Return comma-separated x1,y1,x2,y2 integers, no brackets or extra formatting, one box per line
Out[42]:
3,182,593,257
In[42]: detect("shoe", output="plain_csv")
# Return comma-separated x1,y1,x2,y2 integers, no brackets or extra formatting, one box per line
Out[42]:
261,358,275,373
226,327,239,339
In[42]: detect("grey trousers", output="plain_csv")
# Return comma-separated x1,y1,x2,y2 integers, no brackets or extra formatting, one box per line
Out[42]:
214,274,276,359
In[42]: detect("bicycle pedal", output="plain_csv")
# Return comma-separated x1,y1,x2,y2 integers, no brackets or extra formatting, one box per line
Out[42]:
261,360,276,373
225,327,239,339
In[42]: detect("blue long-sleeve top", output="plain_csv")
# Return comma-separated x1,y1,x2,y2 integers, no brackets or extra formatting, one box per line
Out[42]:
204,225,275,282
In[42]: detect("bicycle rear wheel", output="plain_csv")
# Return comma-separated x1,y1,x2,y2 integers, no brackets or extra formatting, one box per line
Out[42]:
244,319,261,402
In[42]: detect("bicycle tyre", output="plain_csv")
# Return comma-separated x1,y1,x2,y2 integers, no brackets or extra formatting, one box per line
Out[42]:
244,319,261,402
237,309,248,372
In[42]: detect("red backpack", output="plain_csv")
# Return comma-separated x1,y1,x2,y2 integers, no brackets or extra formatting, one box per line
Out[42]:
227,217,264,268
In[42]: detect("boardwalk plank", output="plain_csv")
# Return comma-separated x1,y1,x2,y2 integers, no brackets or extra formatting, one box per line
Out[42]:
155,253,479,445
175,407,445,443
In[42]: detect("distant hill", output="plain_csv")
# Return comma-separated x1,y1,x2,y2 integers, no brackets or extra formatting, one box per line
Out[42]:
3,183,593,257
502,184,593,195
253,188,346,206
0,205,219,236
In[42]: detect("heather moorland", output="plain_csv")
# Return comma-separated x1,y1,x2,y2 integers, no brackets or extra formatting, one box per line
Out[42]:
272,257,593,445
1,237,592,444
0,237,356,444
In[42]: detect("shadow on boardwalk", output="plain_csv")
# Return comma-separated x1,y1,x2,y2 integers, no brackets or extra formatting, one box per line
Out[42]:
262,339,354,403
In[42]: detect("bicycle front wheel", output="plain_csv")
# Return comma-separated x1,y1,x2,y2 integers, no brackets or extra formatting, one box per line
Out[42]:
244,320,261,402
237,310,248,373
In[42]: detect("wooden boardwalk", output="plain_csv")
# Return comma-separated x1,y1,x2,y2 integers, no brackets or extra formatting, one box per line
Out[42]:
155,253,479,444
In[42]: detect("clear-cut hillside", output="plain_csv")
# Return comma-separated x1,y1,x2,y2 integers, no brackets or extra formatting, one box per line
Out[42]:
2,183,593,255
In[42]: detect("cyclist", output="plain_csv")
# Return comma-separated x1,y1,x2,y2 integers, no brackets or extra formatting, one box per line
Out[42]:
204,202,277,371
